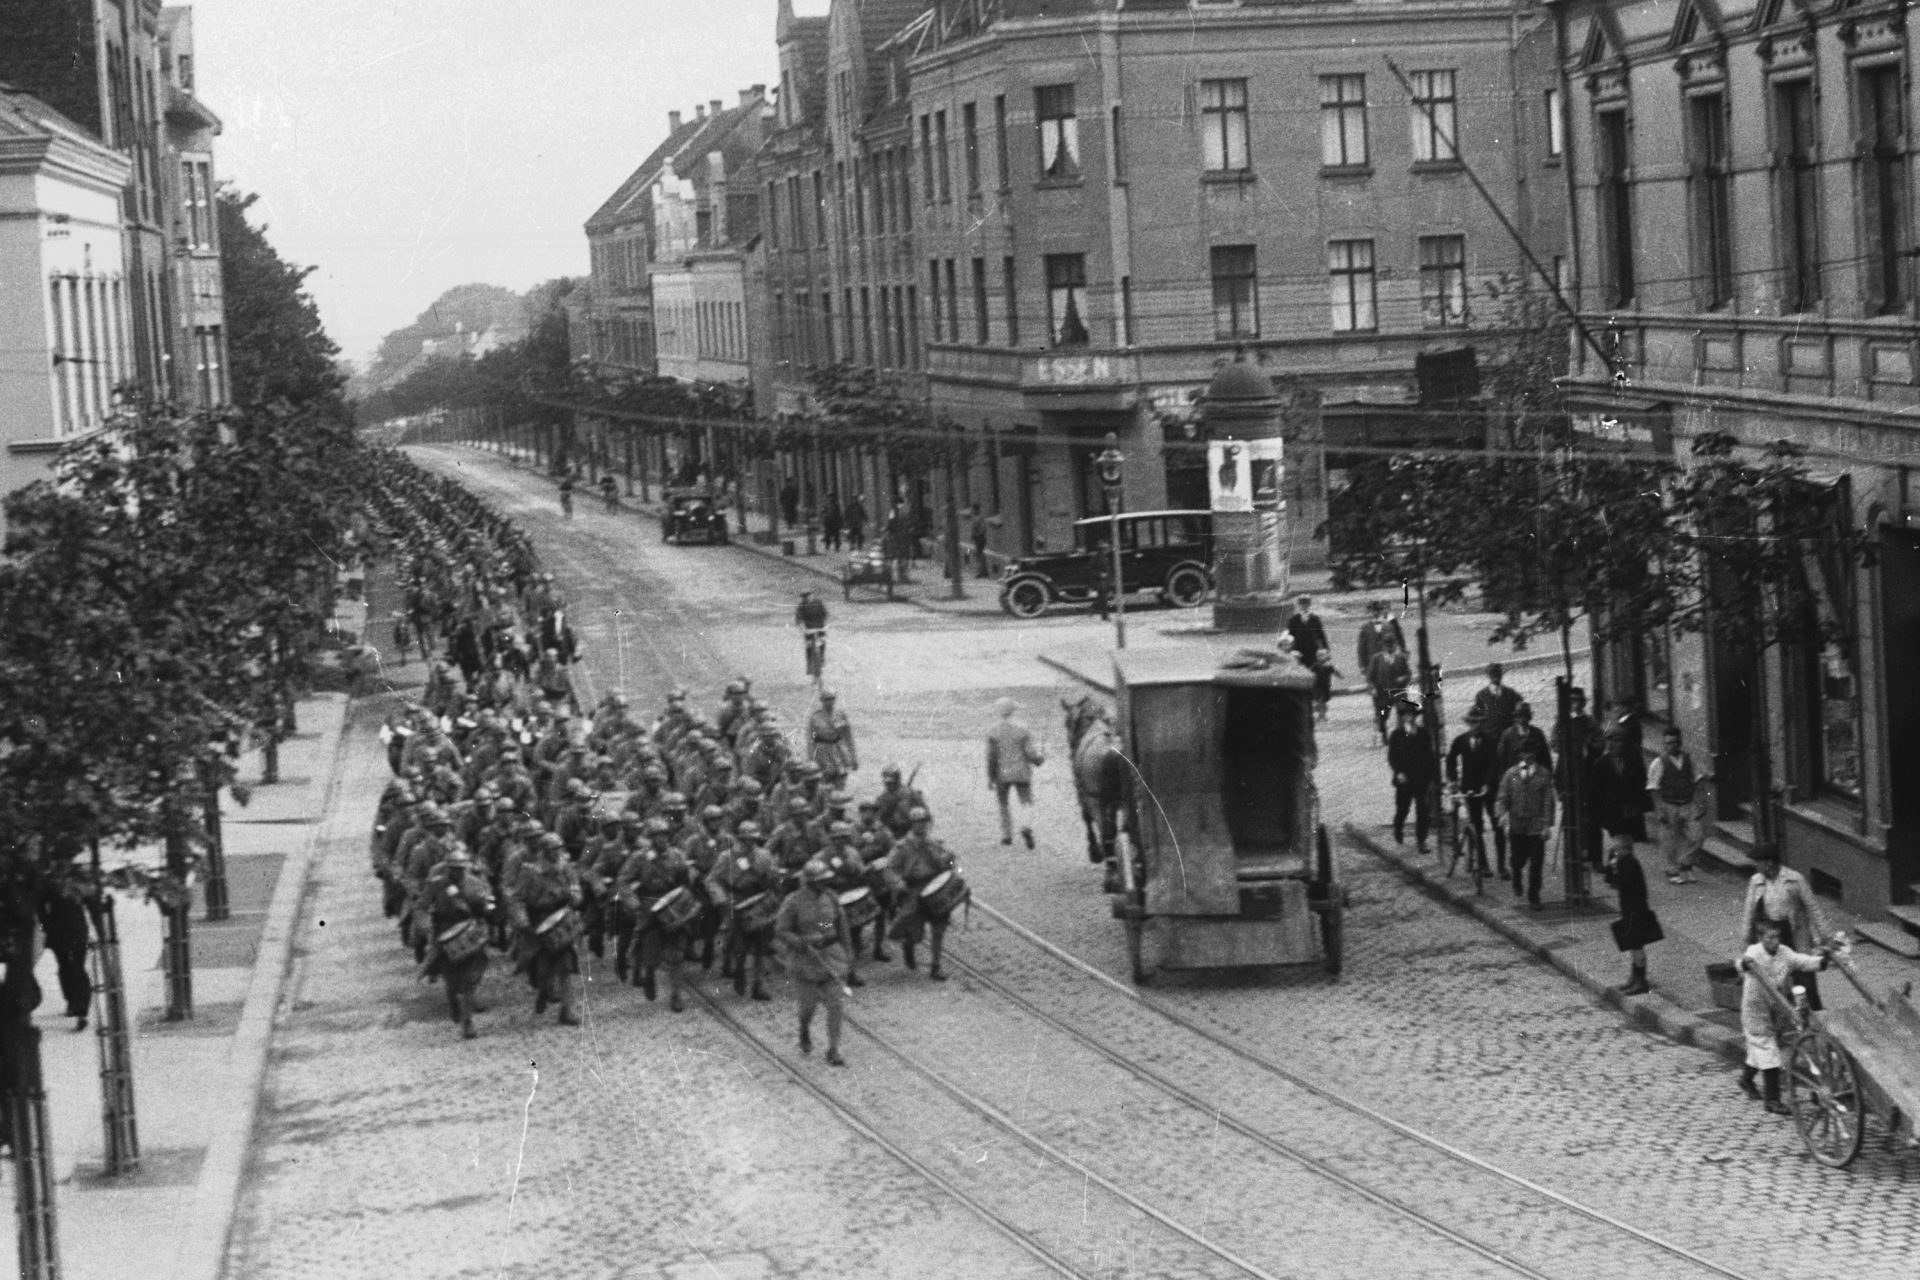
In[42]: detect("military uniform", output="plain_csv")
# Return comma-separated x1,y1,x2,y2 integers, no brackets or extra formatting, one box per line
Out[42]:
775,870,852,1064
424,857,495,1038
510,849,582,1023
874,780,929,837
707,840,781,999
806,704,858,785
886,821,958,979
615,837,692,1008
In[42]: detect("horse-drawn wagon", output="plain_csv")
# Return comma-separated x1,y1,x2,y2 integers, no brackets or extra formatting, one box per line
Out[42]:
1065,647,1344,984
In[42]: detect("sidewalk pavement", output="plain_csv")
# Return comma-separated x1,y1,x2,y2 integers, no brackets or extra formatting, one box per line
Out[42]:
1037,639,1918,1068
9,690,353,1280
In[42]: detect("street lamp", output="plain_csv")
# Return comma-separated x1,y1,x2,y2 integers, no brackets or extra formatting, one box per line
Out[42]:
1095,433,1126,650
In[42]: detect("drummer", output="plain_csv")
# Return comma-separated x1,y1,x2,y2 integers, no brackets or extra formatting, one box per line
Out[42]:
424,845,496,1040
775,859,853,1066
510,832,583,1025
885,806,959,981
821,821,872,986
616,818,691,1011
707,819,780,1001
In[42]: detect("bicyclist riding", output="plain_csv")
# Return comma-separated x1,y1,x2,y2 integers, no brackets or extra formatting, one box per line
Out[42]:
795,590,829,679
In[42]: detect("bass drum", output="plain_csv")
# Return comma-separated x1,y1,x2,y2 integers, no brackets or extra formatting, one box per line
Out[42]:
838,886,880,931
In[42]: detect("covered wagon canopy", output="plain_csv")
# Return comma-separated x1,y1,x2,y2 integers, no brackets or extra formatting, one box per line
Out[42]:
1112,647,1319,916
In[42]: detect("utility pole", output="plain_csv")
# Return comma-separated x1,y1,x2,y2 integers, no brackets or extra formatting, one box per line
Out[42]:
1096,435,1127,649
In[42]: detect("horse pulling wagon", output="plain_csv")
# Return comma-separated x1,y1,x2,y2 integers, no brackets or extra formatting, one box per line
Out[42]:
1065,648,1344,984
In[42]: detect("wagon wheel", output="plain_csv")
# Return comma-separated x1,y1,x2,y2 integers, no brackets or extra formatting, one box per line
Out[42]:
1316,825,1344,976
1788,1030,1865,1169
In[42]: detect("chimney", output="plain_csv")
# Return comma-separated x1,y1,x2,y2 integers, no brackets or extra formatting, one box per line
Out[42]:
738,87,755,106
694,103,706,120
751,83,766,99
710,99,723,117
668,109,682,131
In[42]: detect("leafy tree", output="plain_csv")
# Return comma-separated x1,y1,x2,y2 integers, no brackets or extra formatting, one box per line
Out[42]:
1667,433,1876,839
217,189,345,411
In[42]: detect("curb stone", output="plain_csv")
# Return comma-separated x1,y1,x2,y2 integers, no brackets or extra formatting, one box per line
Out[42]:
167,693,352,1280
1341,822,1747,1066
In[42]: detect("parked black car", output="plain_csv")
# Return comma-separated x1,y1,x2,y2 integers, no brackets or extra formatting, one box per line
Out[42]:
998,510,1212,619
662,487,728,545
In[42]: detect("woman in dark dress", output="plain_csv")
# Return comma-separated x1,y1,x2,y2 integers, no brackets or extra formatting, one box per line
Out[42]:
1603,831,1661,996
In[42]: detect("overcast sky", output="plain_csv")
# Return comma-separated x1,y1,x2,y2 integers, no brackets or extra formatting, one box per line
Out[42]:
192,0,788,364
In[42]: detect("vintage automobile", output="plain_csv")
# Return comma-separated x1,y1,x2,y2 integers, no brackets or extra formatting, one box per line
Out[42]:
998,510,1212,619
661,486,728,545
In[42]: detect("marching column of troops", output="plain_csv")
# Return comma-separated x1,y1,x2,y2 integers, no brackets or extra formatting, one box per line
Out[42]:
364,457,968,1060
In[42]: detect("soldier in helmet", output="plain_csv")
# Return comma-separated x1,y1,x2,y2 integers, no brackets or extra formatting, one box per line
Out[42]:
624,761,670,818
767,795,825,873
510,832,583,1024
775,859,852,1065
724,775,766,833
886,807,959,980
615,817,692,1010
696,755,737,815
707,820,779,1000
873,765,929,837
403,803,458,965
821,821,873,985
715,678,752,742
424,845,496,1039
577,810,625,963
806,689,859,787
659,791,692,846
679,803,735,970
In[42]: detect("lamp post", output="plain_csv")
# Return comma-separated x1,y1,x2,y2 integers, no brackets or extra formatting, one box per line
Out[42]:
1095,434,1126,650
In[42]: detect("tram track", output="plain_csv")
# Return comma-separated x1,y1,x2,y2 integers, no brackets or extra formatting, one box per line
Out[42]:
422,448,1780,1280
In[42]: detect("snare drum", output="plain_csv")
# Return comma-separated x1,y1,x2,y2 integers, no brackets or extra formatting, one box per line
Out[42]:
534,907,580,952
650,886,702,932
436,919,488,964
838,886,880,931
918,869,968,919
733,891,777,934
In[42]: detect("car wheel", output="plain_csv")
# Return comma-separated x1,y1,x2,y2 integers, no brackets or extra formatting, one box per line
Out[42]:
1002,578,1051,619
1164,564,1209,609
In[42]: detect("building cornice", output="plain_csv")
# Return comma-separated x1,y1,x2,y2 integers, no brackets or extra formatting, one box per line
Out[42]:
0,135,132,195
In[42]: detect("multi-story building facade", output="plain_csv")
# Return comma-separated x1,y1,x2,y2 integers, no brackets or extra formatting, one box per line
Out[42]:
580,91,768,379
157,5,227,409
1554,0,1920,928
749,0,1568,564
0,0,228,424
0,85,135,499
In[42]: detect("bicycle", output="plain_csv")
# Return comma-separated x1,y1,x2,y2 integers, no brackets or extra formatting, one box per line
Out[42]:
803,628,827,680
1442,784,1489,895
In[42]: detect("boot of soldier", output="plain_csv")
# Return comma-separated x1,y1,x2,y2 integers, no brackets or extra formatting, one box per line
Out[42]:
732,952,748,996
414,935,428,966
750,958,771,1002
446,986,464,1024
558,976,581,1026
798,1017,813,1055
929,937,948,982
700,936,716,971
643,968,657,1002
1763,1068,1790,1115
534,968,551,1015
1739,1066,1762,1101
668,972,684,1013
902,942,917,971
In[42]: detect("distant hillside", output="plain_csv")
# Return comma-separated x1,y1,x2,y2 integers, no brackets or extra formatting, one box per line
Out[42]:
353,283,527,395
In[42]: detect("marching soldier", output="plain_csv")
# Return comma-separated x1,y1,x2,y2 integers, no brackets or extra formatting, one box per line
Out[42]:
806,690,859,787
553,778,598,861
510,832,583,1024
724,776,766,833
715,678,751,742
707,820,779,1001
886,807,958,981
615,818,691,1010
821,822,873,985
424,845,495,1039
577,811,626,962
696,755,737,815
401,803,457,963
678,803,736,970
660,791,692,845
775,859,852,1065
624,762,670,818
767,796,825,873
403,714,463,776
874,765,929,837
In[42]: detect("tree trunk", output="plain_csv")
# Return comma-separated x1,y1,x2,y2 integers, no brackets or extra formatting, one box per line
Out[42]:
84,886,138,1174
1750,648,1777,844
945,457,965,600
162,802,193,1022
3,899,62,1279
201,783,229,922
261,732,280,786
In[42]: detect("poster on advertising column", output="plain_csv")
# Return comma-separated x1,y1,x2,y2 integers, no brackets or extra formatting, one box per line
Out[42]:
1208,439,1284,513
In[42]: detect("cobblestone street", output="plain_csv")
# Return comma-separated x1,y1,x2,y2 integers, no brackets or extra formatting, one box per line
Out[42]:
227,448,1918,1279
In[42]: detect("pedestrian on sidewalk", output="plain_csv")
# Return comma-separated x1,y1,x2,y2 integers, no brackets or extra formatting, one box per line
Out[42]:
1497,702,1552,780
1603,832,1660,996
822,494,843,551
1470,664,1522,741
1496,747,1556,907
1387,703,1437,854
1286,595,1334,723
986,697,1045,848
559,473,575,520
1738,919,1830,1113
970,506,992,579
1356,599,1405,679
1365,638,1412,744
845,492,868,550
1589,728,1650,864
1553,687,1603,870
1740,844,1832,1011
780,476,801,528
1648,726,1711,885
37,889,91,1031
1446,709,1504,875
